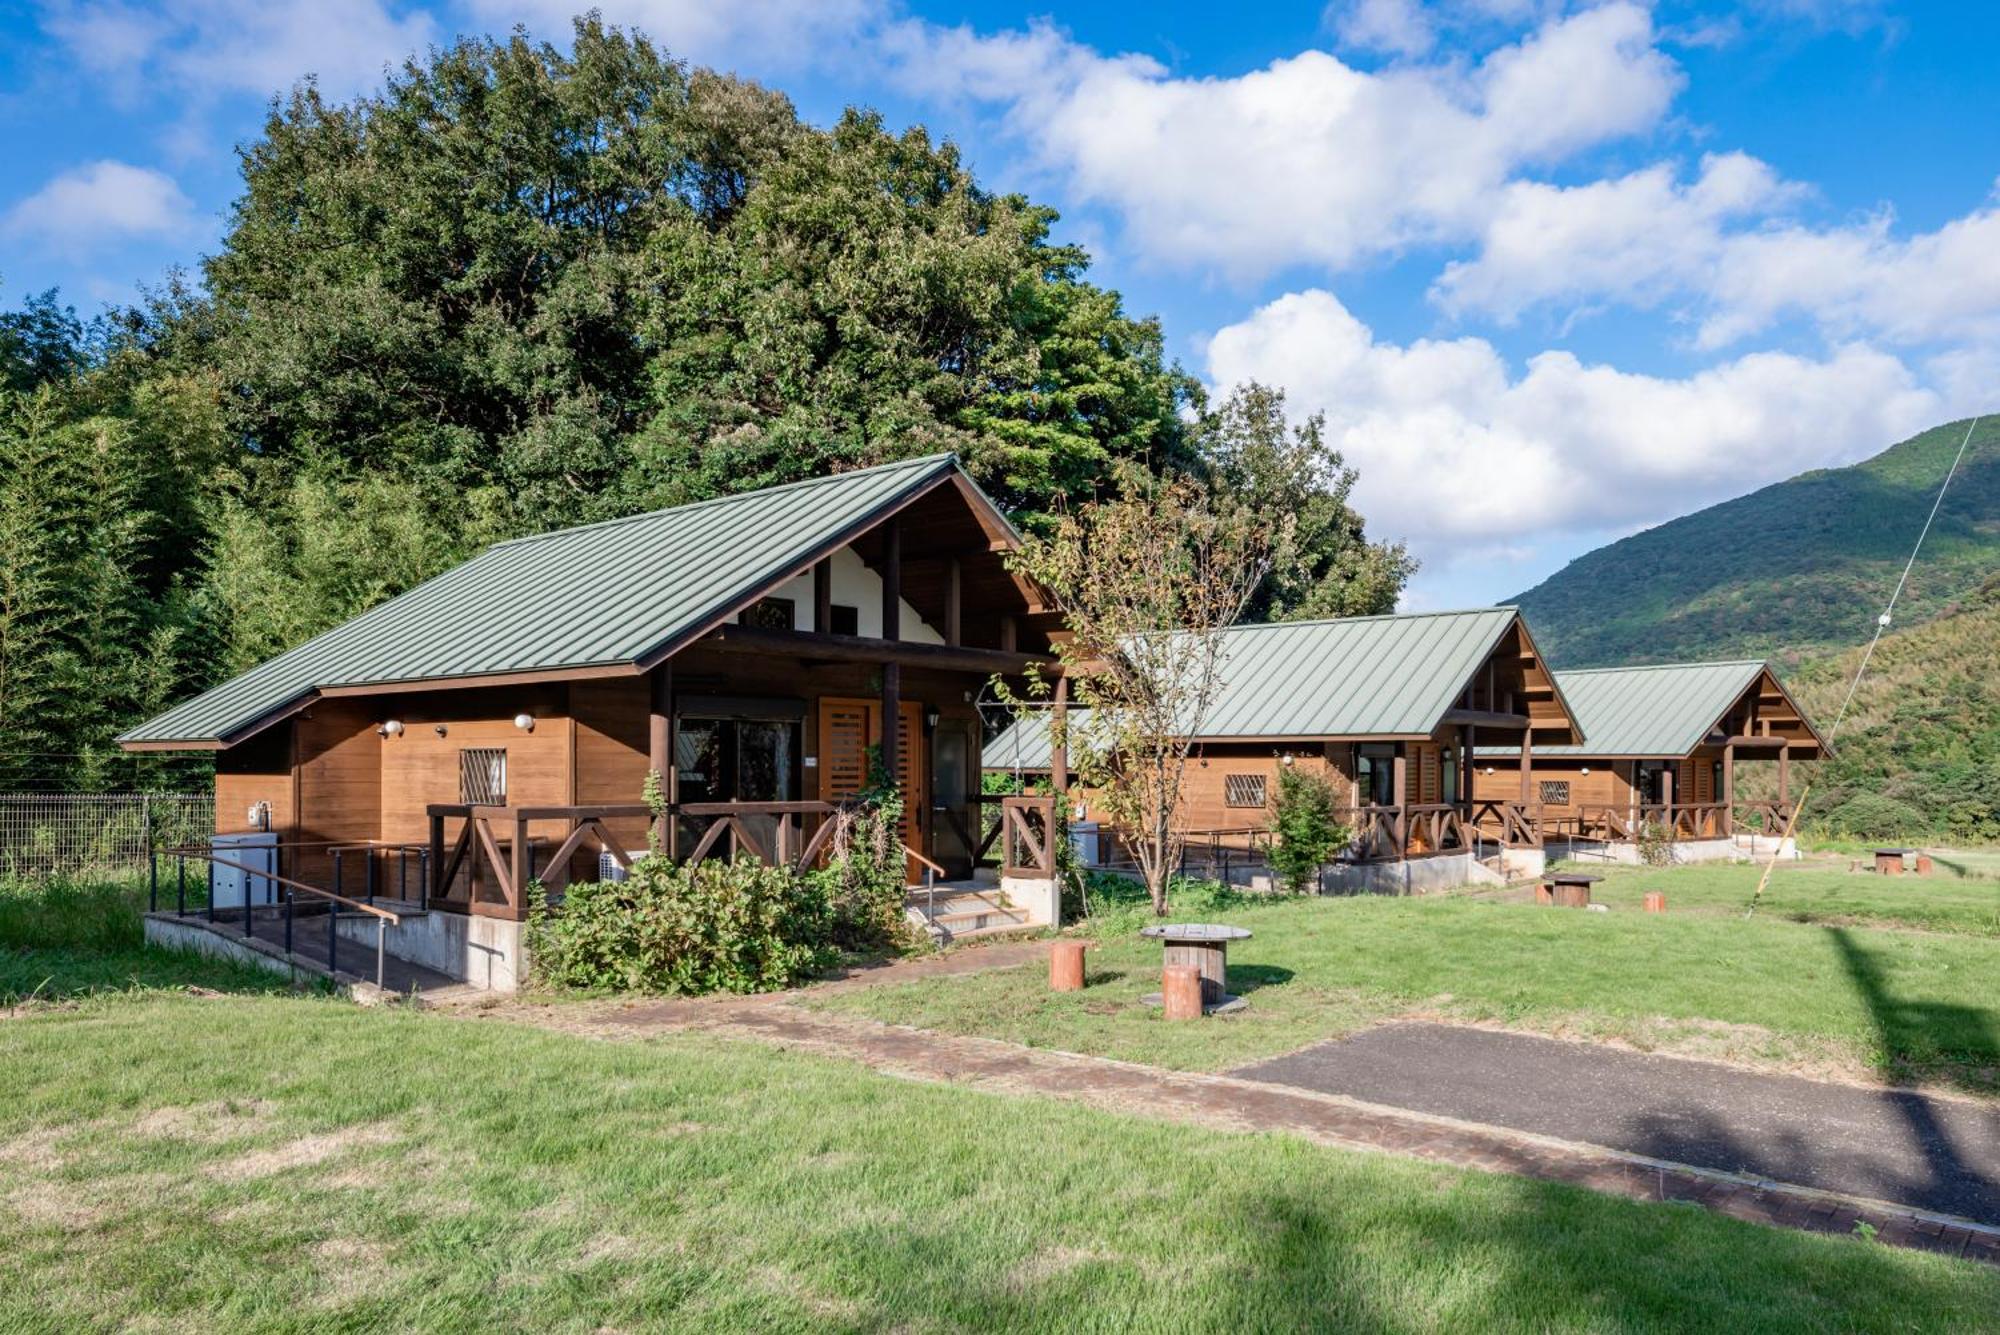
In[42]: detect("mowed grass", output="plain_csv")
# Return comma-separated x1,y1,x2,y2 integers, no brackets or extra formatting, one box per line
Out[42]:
0,875,294,1004
3,995,1998,1331
1492,860,2000,938
815,872,2000,1089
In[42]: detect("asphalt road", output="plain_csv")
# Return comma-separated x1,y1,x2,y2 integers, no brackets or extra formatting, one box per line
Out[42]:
1234,1023,2000,1223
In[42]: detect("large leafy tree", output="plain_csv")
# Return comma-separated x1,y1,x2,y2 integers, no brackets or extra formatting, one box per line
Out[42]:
1199,382,1414,621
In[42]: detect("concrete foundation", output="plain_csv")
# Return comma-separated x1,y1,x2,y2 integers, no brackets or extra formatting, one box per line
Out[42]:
998,874,1061,929
145,913,307,982
1316,853,1479,896
1549,836,1799,867
335,909,525,992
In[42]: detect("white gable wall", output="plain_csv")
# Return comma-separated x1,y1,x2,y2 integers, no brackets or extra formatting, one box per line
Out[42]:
736,545,945,643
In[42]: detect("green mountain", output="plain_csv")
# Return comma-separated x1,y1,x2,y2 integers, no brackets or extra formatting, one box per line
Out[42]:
1511,417,2000,667
1781,579,2000,842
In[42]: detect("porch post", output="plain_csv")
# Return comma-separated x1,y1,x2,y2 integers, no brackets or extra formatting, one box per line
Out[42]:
1722,741,1736,835
1051,674,1070,801
944,555,961,647
650,661,675,855
1778,745,1790,806
880,662,901,785
999,615,1017,653
1518,728,1533,803
1391,745,1409,858
813,558,832,634
880,517,901,642
1662,763,1675,829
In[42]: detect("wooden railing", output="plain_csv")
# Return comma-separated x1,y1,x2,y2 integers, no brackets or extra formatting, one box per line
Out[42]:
999,794,1058,878
1467,800,1543,849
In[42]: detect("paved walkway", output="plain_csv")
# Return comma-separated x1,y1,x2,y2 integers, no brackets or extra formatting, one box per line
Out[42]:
1234,1023,2000,1226
518,967,1999,1263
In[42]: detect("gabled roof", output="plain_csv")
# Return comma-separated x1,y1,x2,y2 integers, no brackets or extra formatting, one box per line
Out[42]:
1488,659,1769,759
984,607,1569,766
122,454,991,748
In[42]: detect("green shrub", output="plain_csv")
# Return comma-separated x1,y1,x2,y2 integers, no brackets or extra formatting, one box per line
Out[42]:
526,858,838,995
1268,767,1349,894
1635,821,1676,867
1822,793,1931,842
808,793,924,952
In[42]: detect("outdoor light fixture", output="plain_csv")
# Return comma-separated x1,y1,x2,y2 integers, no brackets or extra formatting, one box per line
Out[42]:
1581,766,1591,775
434,724,449,738
513,713,536,732
377,719,404,737
924,708,940,730
1484,767,1495,775
1282,754,1295,767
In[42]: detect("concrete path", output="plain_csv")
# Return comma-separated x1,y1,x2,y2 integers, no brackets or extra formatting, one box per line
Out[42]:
1234,1023,2000,1226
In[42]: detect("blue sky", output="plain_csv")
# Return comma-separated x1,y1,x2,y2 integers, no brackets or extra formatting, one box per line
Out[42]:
3,1,1996,608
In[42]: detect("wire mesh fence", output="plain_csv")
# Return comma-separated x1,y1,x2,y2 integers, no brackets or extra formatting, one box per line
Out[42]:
0,793,214,878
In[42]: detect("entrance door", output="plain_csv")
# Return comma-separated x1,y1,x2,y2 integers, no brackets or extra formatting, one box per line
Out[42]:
930,725,974,878
816,697,927,880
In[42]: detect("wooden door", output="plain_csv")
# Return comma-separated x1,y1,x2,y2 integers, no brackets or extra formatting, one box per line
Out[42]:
815,697,927,881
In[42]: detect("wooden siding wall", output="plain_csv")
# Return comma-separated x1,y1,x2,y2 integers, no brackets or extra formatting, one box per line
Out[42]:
571,676,651,855
1169,745,1344,831
375,685,576,851
213,725,294,839
1470,757,1636,820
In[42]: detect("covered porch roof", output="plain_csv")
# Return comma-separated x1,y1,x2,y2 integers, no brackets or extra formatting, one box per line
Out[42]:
1476,660,1828,761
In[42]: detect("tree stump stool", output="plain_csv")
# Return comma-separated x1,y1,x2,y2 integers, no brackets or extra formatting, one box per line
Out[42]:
1916,854,1935,876
1049,940,1088,992
1643,891,1666,914
1535,883,1555,905
1874,849,1912,876
1161,965,1204,1021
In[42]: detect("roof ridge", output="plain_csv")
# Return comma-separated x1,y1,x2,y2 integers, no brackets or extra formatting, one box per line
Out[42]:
1559,659,1767,676
1222,606,1517,632
489,452,960,549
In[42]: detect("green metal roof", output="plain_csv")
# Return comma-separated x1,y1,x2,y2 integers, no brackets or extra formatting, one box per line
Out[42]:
122,454,970,746
985,607,1547,765
1481,660,1768,759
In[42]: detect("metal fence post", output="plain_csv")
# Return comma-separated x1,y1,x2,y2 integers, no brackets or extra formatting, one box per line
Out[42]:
327,900,338,980
148,847,158,914
176,855,186,916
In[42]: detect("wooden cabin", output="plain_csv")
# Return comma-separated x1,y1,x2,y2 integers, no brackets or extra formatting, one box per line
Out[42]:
985,607,1583,874
1470,660,1827,847
120,454,1068,985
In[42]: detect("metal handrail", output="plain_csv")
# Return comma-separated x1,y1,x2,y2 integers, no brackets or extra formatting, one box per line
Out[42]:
153,845,400,988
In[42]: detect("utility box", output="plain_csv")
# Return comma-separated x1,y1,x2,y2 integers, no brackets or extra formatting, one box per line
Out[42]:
210,831,279,909
1069,821,1100,868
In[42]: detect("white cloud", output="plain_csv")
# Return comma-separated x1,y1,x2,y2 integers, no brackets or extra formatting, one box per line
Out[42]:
41,0,437,102
1328,0,1436,57
3,160,198,254
1203,289,1942,554
1432,152,1802,320
1435,157,2000,351
463,0,884,70
885,3,1681,279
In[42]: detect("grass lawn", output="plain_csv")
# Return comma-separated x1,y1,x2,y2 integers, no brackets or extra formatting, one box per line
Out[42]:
3,994,1998,1331
813,870,2000,1090
0,875,296,1005
1489,860,2000,938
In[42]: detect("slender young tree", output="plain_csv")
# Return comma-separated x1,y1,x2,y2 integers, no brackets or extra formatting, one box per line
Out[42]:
1009,469,1273,914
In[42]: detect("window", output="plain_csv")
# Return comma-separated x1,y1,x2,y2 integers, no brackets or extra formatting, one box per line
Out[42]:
829,603,859,636
741,597,796,631
1538,779,1571,806
460,748,507,805
1356,745,1397,806
1223,774,1267,808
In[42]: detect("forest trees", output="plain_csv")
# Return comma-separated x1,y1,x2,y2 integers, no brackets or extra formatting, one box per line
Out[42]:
0,16,1411,790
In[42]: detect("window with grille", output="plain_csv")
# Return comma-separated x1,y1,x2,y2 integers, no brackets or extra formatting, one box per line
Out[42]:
1538,779,1570,806
741,597,796,631
460,748,507,805
1223,774,1267,808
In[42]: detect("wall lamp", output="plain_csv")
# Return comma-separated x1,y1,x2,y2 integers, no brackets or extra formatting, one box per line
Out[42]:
377,719,404,738
514,713,536,732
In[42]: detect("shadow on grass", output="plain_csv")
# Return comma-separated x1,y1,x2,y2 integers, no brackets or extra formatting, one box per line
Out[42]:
1225,963,1295,996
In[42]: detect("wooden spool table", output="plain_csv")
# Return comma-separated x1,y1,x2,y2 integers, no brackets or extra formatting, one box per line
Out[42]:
1874,848,1914,876
1140,923,1252,1015
1548,872,1601,908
